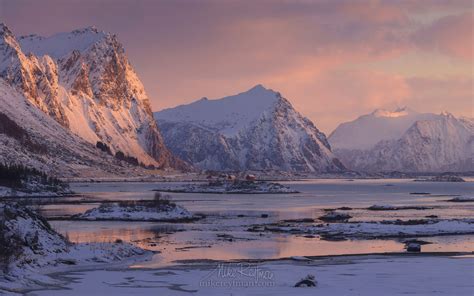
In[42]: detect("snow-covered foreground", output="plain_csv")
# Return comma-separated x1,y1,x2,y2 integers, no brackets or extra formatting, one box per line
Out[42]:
27,255,474,296
0,204,152,294
13,179,472,295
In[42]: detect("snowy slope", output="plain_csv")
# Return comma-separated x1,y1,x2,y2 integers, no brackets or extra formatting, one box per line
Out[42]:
158,85,282,136
0,79,145,178
329,107,439,150
334,113,474,172
155,85,345,172
0,203,151,290
0,23,182,168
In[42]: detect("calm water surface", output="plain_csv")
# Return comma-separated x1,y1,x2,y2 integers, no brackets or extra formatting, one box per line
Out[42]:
44,179,473,267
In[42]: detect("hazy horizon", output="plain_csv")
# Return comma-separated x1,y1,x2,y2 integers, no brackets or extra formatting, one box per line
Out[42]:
1,0,472,133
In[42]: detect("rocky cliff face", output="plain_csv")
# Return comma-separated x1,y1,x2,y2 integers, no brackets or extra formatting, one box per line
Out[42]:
0,24,183,169
155,85,344,173
0,24,69,127
0,79,149,178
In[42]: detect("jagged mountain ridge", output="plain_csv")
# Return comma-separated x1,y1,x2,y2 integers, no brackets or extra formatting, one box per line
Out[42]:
155,85,345,172
0,23,183,169
331,110,473,172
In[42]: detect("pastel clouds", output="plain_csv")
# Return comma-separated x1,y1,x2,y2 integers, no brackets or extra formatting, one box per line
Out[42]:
413,12,473,60
0,0,472,132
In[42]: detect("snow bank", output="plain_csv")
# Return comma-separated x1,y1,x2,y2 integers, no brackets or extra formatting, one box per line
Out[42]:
26,256,474,296
0,203,151,292
264,219,474,239
75,202,195,221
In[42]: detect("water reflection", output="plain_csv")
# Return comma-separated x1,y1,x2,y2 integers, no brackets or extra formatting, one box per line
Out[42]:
46,179,474,268
51,221,181,244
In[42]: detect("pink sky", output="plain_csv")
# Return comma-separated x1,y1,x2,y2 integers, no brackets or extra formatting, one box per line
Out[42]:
1,0,472,133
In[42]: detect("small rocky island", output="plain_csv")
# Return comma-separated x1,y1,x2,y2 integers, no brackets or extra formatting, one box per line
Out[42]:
414,175,465,182
74,193,197,222
158,179,299,194
446,197,474,203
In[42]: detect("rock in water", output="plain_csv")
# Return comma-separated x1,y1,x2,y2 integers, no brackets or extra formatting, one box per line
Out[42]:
319,211,352,222
406,242,421,252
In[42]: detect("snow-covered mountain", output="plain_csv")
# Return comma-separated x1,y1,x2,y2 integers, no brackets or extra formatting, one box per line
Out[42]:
0,23,182,169
329,107,439,150
154,85,345,173
0,79,148,178
330,109,473,172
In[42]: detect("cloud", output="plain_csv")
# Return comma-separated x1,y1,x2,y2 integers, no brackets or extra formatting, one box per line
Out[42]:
407,76,474,115
413,12,474,60
1,0,472,133
271,69,412,132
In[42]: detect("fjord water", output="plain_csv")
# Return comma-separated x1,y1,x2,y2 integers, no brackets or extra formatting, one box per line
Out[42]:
45,179,474,267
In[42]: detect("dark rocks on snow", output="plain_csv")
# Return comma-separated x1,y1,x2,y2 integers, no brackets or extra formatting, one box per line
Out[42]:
319,211,352,222
294,274,317,287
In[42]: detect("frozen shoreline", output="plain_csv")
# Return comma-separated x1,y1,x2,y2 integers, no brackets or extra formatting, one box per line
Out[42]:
23,253,474,296
0,185,73,198
0,204,154,295
260,218,474,240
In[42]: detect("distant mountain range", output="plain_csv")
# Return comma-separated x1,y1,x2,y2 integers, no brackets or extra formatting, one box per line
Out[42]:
154,85,345,173
329,108,473,172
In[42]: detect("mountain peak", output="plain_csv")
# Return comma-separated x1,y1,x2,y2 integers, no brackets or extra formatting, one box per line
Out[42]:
0,25,182,169
440,111,454,118
249,84,266,91
330,107,438,150
245,84,275,95
18,26,108,58
72,26,100,35
372,107,416,118
0,23,13,38
155,86,342,173
156,86,285,136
